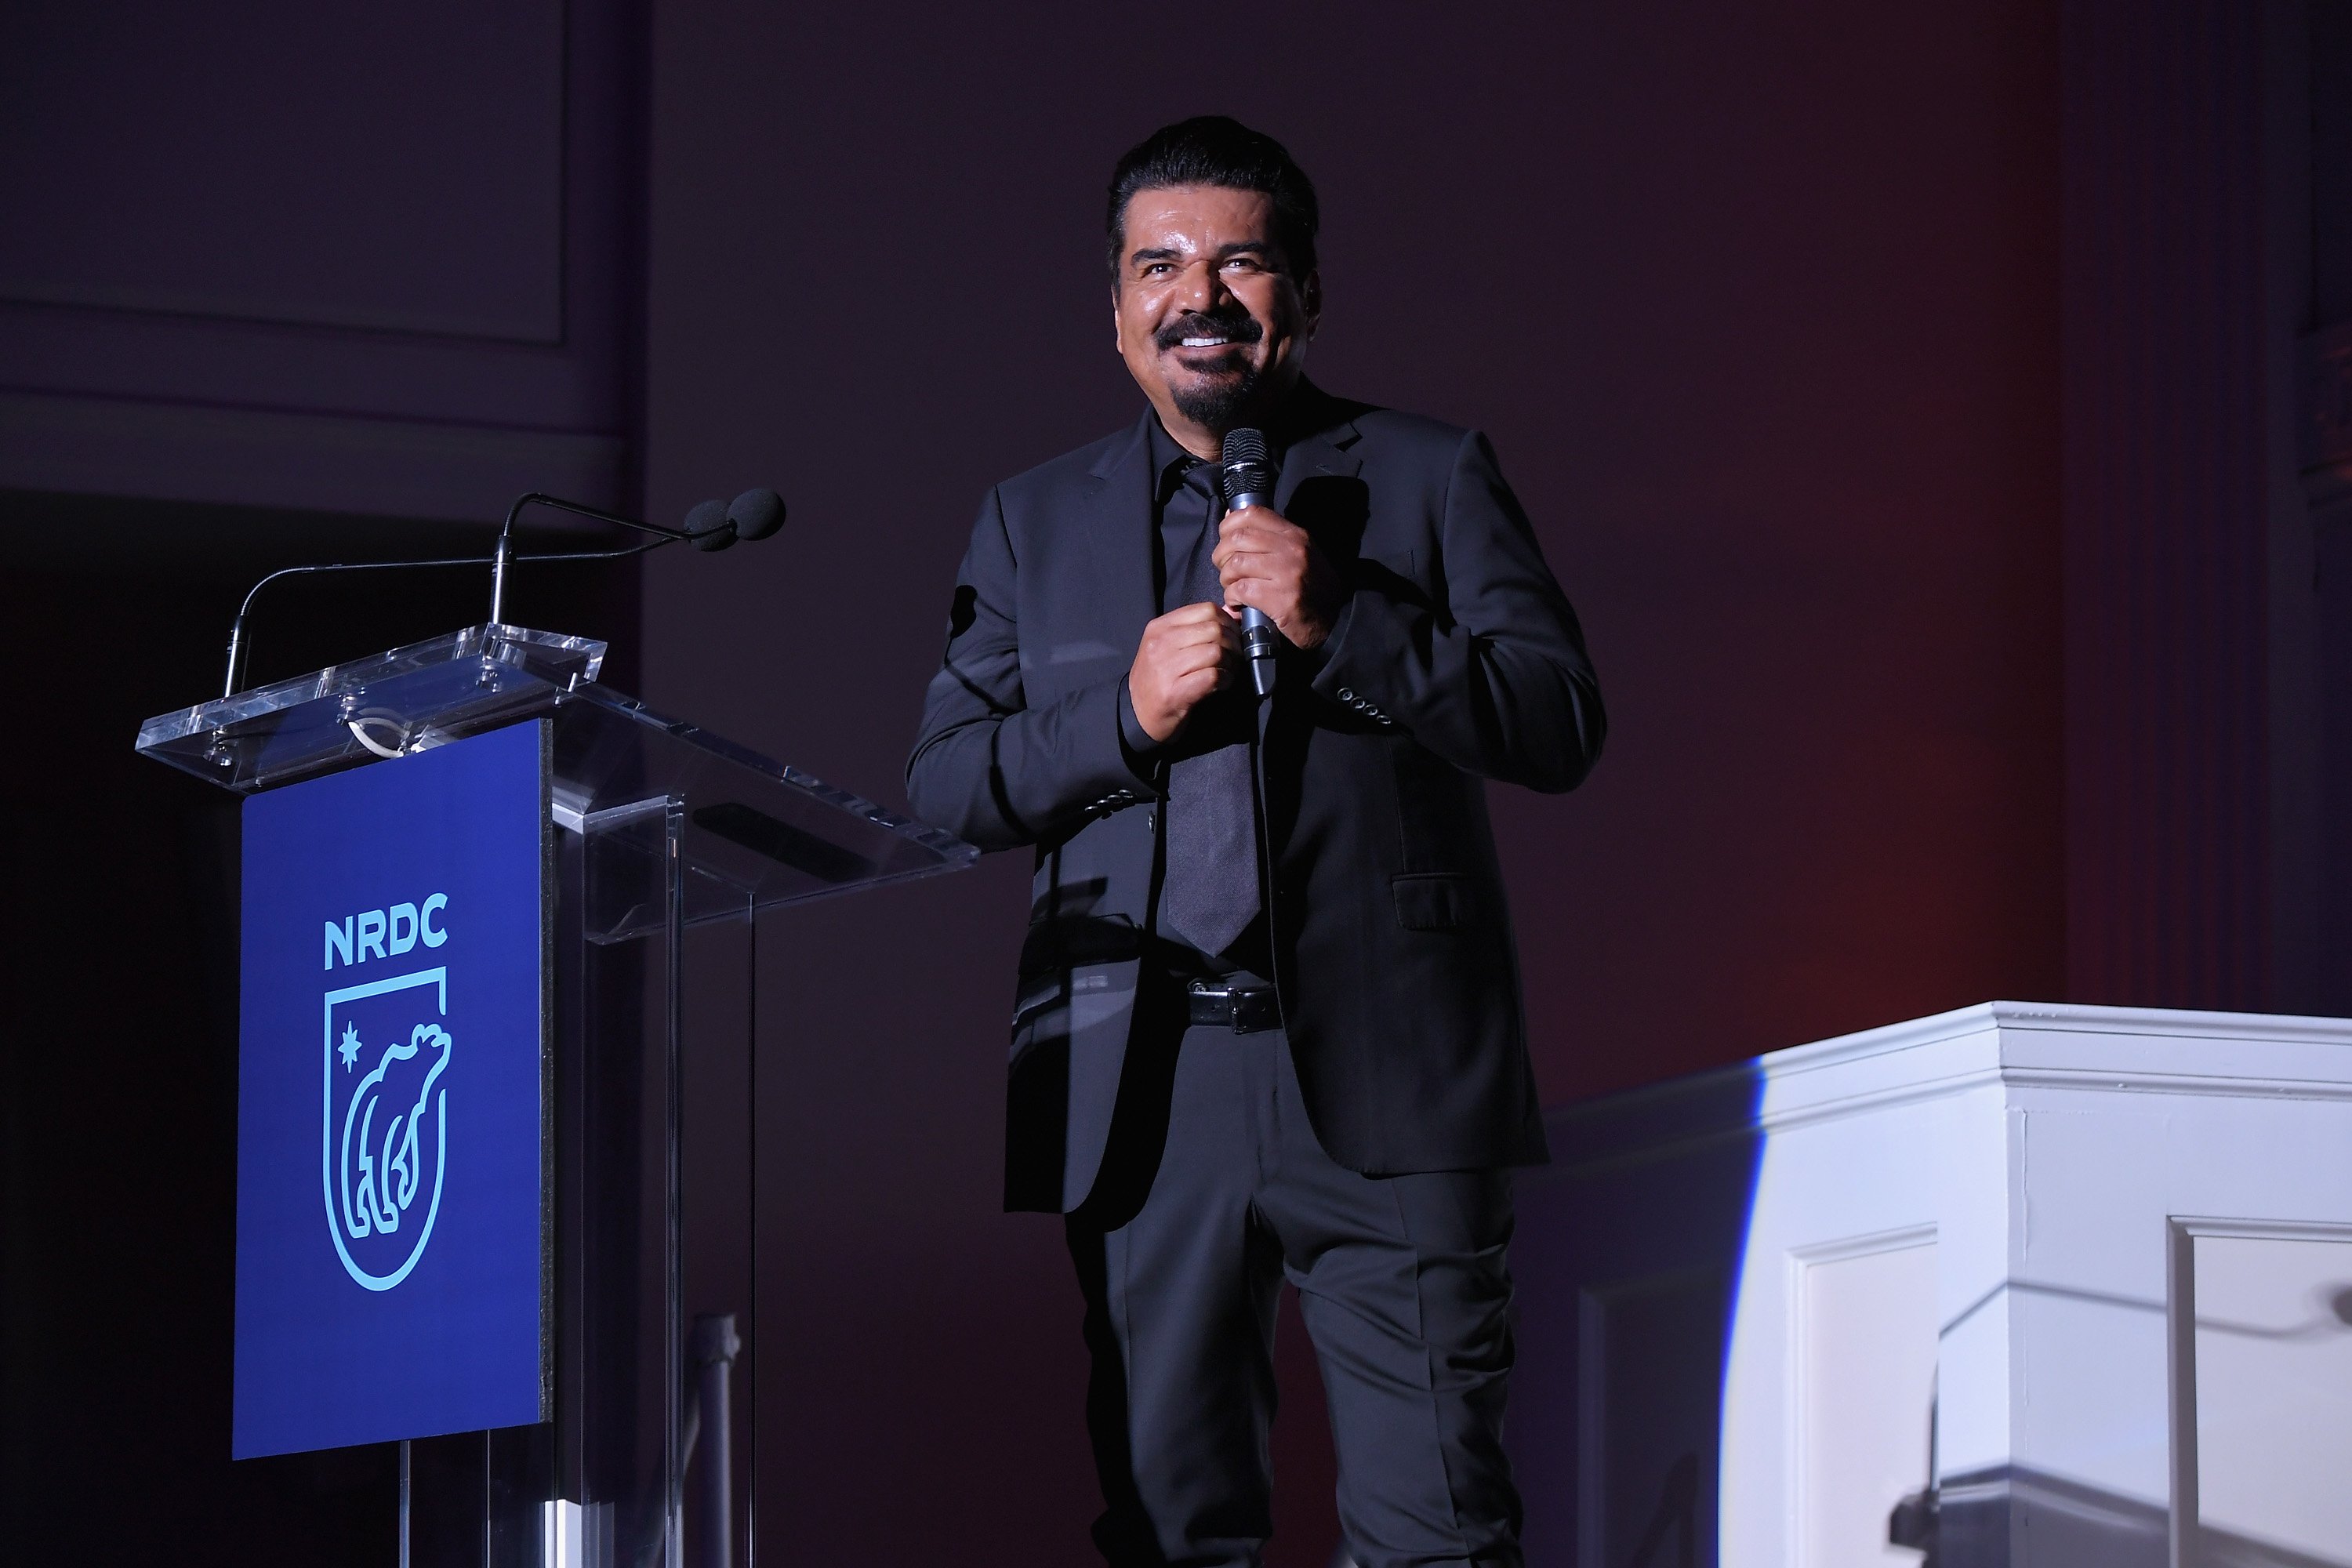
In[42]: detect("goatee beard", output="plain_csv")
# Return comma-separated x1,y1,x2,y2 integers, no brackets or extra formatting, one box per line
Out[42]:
1170,362,1265,434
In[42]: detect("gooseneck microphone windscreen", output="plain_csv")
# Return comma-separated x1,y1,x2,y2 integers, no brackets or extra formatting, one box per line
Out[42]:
1218,428,1280,697
724,487,786,541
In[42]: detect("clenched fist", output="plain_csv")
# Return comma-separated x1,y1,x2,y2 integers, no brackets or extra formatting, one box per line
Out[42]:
1128,601,1243,743
1212,505,1342,652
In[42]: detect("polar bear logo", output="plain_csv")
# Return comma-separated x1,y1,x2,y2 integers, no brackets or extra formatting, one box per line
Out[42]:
327,1018,452,1290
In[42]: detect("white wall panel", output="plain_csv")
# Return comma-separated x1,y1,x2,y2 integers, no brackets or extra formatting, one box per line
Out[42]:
1511,1001,2352,1567
1793,1235,1937,1567
2190,1229,2352,1566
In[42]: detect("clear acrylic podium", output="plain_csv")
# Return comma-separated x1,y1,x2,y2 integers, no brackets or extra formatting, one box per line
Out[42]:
137,625,976,1567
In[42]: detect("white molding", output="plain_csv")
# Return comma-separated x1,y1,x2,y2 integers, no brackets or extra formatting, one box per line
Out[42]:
2172,1216,2352,1242
1544,1003,2352,1178
1784,1225,1938,1568
2165,1216,2352,1568
1764,1000,2352,1080
2001,1069,2352,1104
1787,1223,1940,1267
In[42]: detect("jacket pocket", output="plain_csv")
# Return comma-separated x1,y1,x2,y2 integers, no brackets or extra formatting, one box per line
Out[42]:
1392,872,1479,931
1011,974,1065,1029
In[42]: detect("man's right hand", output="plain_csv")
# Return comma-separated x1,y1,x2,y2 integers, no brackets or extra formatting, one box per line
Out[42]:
1128,601,1241,743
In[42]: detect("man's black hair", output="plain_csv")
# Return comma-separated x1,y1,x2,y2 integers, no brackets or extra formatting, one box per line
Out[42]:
1106,116,1319,281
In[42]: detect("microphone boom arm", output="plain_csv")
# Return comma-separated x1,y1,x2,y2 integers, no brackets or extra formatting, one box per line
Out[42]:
488,492,713,626
222,539,657,699
220,487,775,699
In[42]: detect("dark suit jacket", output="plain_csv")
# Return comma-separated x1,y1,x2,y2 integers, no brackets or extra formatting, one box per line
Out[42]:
907,389,1605,1213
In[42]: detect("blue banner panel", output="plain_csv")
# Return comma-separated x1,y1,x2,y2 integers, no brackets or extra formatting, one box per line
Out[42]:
233,720,548,1457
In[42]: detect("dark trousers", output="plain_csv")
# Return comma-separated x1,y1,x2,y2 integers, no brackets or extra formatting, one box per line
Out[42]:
1065,1022,1523,1568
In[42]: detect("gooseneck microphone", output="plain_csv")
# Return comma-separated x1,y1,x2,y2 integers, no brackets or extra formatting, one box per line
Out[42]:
221,488,786,697
485,488,783,624
1218,428,1280,697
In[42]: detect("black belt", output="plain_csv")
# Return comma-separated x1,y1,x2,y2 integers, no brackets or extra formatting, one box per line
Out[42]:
1186,978,1282,1034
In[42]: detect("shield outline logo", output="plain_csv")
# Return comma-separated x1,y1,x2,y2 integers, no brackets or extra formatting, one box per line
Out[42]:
321,967,450,1291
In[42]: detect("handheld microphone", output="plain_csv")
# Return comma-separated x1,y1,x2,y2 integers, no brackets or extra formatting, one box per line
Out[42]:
1218,428,1280,697
222,488,785,698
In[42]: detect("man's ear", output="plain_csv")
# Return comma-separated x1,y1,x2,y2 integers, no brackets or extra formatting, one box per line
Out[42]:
1299,268,1323,339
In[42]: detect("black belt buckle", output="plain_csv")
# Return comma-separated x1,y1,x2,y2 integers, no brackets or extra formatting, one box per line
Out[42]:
1187,979,1281,1035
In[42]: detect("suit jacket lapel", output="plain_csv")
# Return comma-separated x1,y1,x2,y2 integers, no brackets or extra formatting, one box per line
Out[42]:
1073,411,1160,662
1275,400,1364,510
1273,395,1369,595
1258,394,1364,784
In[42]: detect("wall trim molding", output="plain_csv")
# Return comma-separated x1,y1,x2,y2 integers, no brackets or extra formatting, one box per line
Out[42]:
1544,1001,2352,1178
0,278,568,348
0,390,623,524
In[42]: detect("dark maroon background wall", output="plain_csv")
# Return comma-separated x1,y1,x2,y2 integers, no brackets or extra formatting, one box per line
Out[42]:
638,2,2061,1560
6,2,2344,1563
644,0,2067,1106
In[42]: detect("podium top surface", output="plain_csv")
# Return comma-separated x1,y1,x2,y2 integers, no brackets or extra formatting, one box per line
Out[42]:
137,623,606,781
136,623,977,915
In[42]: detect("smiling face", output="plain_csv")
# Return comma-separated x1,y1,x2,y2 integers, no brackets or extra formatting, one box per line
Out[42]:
1112,184,1321,456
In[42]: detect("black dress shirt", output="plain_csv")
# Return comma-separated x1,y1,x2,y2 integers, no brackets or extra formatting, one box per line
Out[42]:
1117,419,1271,981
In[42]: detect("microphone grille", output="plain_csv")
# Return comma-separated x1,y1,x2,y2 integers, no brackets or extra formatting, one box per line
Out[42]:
1219,426,1274,504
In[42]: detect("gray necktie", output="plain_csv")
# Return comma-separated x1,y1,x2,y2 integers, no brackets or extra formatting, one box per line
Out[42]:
1157,467,1263,958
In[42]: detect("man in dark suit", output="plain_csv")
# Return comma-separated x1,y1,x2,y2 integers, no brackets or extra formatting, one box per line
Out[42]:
907,116,1603,1568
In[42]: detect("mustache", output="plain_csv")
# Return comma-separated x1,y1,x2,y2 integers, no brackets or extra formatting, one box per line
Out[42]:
1154,311,1265,351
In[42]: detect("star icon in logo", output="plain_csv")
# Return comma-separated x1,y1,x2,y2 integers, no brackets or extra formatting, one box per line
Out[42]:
338,1022,362,1071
